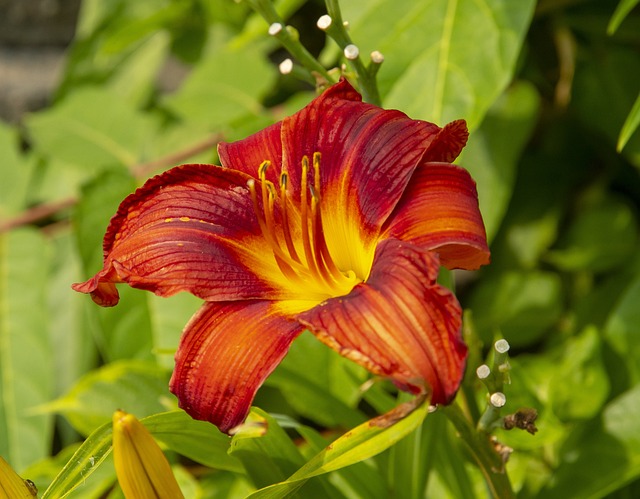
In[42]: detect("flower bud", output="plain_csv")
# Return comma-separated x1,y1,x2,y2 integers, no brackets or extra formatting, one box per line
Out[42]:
0,456,37,498
112,410,184,499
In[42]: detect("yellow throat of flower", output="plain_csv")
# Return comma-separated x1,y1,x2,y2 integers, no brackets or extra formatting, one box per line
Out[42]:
248,152,362,300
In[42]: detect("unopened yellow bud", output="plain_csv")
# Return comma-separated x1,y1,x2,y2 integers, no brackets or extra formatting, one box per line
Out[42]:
0,457,37,498
112,410,184,499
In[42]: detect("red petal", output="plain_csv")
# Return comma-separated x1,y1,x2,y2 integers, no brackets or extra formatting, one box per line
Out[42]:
281,80,442,243
72,164,292,306
169,300,304,433
297,239,467,405
217,121,283,185
421,119,469,163
382,162,490,270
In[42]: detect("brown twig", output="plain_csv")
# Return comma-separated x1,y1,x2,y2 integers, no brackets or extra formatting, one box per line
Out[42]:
0,134,222,234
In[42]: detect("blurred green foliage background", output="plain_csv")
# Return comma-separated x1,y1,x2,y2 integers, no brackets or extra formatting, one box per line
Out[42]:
1,0,639,497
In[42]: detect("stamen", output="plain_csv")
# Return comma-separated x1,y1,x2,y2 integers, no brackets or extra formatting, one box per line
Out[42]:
300,156,322,282
279,173,301,263
248,175,301,282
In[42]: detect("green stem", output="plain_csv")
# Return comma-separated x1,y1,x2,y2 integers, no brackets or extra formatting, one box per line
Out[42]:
441,403,514,499
247,0,332,83
323,0,382,105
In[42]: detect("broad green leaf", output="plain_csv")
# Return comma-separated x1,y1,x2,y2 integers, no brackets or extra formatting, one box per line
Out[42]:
199,471,254,499
461,80,541,242
0,124,35,218
541,385,640,498
336,0,535,129
48,232,98,400
548,327,610,421
43,361,172,436
25,87,158,169
468,271,563,347
0,229,54,471
229,409,307,488
545,196,637,273
107,31,171,107
163,46,276,130
247,398,430,498
142,410,242,472
608,0,640,34
617,91,640,152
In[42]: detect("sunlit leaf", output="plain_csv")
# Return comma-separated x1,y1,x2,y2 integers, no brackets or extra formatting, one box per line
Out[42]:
41,418,113,499
246,398,430,498
163,47,276,130
548,327,610,421
0,124,35,218
142,410,242,472
607,0,640,34
617,91,640,152
336,0,535,129
25,88,158,169
43,361,172,436
0,229,54,471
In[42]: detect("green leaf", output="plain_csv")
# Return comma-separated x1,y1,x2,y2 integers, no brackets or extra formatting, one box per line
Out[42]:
25,87,158,169
266,332,367,428
339,0,536,129
229,409,307,489
617,91,640,152
43,409,242,499
608,0,640,35
246,398,430,498
0,124,35,218
0,229,54,471
545,196,638,272
548,327,610,421
43,360,172,436
107,31,171,107
48,232,98,401
461,80,541,242
468,271,564,347
142,410,243,472
295,425,386,499
41,420,114,499
541,385,640,498
163,46,276,130
604,271,640,386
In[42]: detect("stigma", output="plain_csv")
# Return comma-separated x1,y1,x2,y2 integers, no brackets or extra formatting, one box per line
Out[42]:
248,153,360,297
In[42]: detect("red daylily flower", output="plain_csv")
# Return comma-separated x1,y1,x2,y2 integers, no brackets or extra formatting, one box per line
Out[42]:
73,80,489,434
